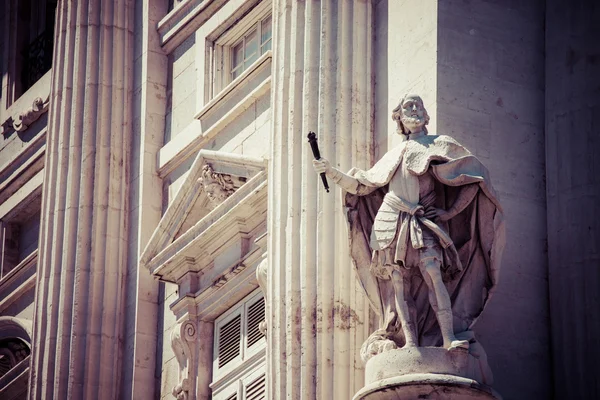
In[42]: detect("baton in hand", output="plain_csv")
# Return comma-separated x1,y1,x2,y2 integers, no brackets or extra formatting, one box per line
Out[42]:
307,131,329,193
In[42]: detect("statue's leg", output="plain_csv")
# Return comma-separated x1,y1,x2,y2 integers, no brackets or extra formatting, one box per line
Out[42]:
391,270,418,347
420,258,469,350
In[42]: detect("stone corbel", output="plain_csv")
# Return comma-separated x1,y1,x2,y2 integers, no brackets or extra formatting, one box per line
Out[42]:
171,320,198,400
12,96,50,132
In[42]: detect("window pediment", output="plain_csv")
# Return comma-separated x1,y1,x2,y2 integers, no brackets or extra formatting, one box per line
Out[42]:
140,149,267,284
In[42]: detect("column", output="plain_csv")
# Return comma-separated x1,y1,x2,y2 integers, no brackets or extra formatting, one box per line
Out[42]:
28,0,133,398
546,1,600,398
267,1,373,399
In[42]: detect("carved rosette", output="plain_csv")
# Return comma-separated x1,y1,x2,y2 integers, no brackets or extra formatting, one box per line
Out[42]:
171,320,198,400
198,164,245,208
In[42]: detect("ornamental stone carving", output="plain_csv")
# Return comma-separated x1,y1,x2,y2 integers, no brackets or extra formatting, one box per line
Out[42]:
313,95,505,399
171,320,198,400
12,96,50,132
198,164,237,208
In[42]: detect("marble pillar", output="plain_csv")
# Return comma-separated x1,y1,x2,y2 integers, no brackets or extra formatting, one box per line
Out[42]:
267,1,373,398
28,0,133,398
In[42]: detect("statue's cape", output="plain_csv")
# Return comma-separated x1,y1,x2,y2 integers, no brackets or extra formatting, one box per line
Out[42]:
344,135,505,337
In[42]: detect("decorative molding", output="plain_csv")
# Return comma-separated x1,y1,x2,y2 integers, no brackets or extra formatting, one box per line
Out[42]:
170,249,265,325
170,320,198,400
199,164,244,209
12,96,49,132
158,0,261,54
195,51,272,121
140,150,266,272
147,173,267,281
0,70,51,137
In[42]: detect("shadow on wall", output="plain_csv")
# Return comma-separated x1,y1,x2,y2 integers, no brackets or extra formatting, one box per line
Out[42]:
436,1,550,399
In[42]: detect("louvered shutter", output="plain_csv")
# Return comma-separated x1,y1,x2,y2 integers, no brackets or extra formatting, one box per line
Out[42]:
244,373,266,400
214,306,243,376
212,290,267,400
246,295,265,349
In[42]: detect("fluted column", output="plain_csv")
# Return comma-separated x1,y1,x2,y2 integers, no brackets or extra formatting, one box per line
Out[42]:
28,0,133,398
267,1,373,398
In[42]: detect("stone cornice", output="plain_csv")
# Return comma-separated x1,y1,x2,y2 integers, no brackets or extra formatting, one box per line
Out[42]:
158,0,225,54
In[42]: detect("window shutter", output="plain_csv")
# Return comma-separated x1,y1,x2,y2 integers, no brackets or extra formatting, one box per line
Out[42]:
244,373,266,400
217,313,242,369
246,296,265,348
225,394,237,400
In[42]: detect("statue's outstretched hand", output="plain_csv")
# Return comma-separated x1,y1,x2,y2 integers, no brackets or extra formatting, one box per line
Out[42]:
312,158,332,175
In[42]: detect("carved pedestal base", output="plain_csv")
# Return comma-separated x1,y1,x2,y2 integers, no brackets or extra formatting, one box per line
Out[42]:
353,347,502,400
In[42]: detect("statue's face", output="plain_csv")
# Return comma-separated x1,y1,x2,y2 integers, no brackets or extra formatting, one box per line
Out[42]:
400,96,427,133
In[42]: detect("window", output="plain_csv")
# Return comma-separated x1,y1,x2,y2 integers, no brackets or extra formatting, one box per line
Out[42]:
12,0,57,100
0,338,30,379
0,195,41,280
212,290,266,400
207,1,273,98
230,16,272,81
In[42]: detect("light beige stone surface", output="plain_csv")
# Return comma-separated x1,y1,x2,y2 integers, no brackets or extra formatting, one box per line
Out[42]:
268,1,373,398
354,373,501,400
28,0,135,398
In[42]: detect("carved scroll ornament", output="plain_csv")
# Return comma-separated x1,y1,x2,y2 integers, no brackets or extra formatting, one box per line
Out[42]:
171,320,197,400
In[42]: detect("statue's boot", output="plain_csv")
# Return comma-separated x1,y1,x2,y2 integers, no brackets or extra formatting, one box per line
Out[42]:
437,309,469,350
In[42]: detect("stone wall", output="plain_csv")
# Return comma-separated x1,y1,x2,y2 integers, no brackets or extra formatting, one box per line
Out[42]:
156,2,273,396
165,35,197,143
436,1,550,399
546,0,600,398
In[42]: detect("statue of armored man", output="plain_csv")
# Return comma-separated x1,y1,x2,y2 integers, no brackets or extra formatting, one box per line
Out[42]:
313,95,505,391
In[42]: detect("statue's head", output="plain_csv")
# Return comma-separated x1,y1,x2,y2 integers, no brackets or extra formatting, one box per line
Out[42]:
391,94,429,136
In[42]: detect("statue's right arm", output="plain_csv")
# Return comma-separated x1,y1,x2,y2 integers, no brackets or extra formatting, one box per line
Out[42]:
312,158,361,194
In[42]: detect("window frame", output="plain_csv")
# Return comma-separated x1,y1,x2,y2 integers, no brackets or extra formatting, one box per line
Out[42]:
209,1,272,99
230,15,272,82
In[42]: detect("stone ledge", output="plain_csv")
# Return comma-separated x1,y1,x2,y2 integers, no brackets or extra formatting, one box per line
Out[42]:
354,373,502,400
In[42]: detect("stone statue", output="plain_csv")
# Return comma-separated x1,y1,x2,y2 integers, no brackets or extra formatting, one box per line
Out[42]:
313,95,505,390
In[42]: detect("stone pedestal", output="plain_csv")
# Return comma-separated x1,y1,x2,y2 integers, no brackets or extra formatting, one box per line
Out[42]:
354,348,501,400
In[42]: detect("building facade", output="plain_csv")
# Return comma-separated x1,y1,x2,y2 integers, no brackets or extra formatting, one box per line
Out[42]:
0,0,598,399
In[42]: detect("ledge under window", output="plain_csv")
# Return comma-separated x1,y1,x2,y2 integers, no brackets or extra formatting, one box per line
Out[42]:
157,51,271,177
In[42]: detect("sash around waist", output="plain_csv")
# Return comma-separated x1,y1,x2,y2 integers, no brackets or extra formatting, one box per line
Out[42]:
372,192,453,264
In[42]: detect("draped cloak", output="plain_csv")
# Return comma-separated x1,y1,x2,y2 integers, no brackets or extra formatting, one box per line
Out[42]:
344,134,505,346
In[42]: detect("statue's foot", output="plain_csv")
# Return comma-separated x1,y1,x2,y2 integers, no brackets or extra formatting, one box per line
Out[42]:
447,339,470,351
